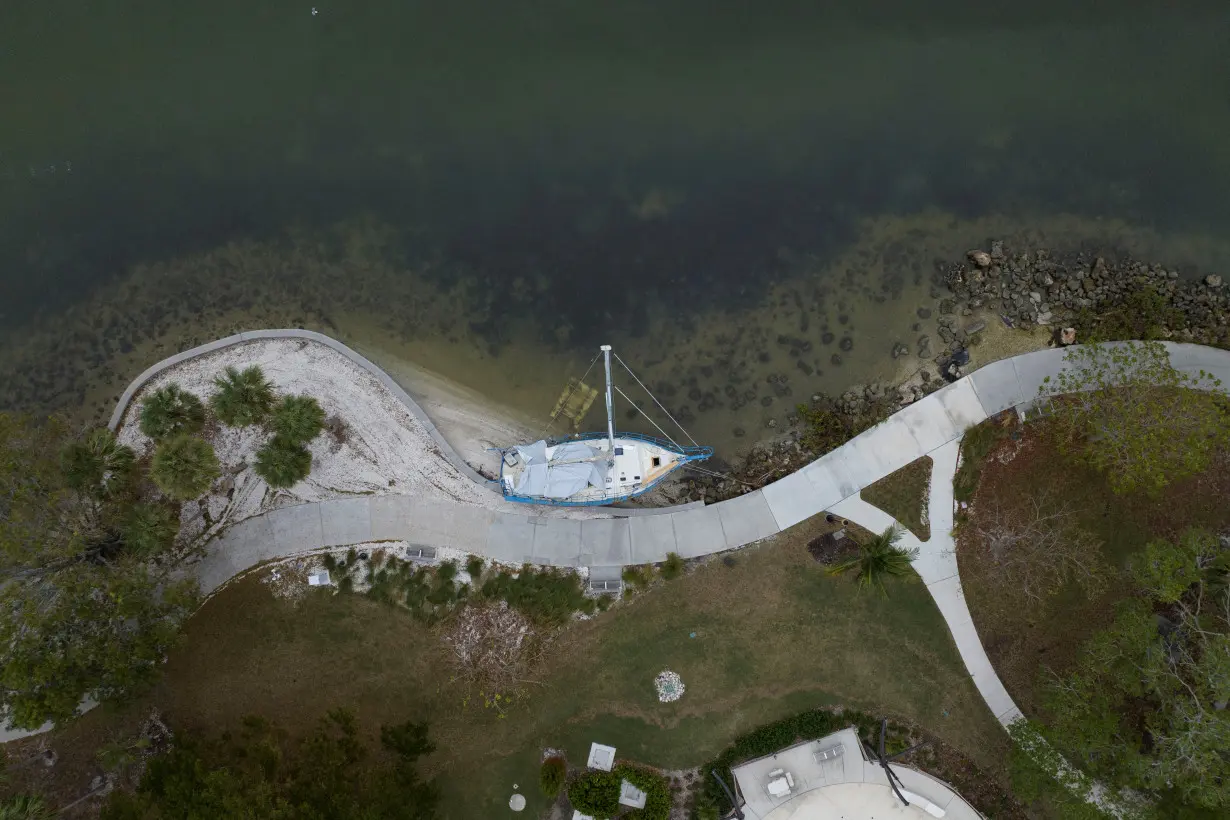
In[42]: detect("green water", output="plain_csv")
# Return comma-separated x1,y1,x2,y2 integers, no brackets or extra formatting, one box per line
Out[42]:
3,1,1230,451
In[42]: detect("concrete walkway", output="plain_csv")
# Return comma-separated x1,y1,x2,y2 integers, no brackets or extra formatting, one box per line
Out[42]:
5,337,1226,744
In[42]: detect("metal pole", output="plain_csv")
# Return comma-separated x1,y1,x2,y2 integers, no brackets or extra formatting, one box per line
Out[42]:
709,769,744,819
600,344,615,451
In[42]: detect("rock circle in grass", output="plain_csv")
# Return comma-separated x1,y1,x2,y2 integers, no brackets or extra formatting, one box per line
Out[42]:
654,670,685,703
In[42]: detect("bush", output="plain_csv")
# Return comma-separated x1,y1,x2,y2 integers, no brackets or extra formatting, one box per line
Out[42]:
123,502,180,558
465,555,485,579
622,565,652,588
60,428,135,498
210,365,275,427
568,770,621,817
271,394,325,444
660,552,685,580
613,763,672,819
254,436,312,488
480,566,594,624
139,384,205,441
150,435,220,500
539,755,566,798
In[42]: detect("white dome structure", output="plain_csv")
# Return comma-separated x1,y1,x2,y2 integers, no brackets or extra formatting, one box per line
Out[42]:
508,793,526,811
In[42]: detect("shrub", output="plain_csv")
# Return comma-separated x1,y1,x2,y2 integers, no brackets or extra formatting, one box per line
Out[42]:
660,552,685,580
622,565,652,588
271,394,325,444
211,365,276,427
465,555,485,579
150,435,220,500
123,502,180,558
613,763,672,819
539,755,566,798
139,384,205,441
480,566,593,624
60,428,135,498
254,436,312,488
567,770,621,817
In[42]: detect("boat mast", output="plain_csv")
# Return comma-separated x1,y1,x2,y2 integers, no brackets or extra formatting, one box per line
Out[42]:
600,344,615,451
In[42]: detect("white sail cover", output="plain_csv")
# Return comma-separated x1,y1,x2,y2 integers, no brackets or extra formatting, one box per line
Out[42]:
514,440,610,499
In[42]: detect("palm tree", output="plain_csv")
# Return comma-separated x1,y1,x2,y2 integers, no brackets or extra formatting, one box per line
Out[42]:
270,394,325,444
60,428,136,499
139,383,206,441
827,525,918,595
211,365,276,427
150,435,221,500
0,794,54,820
123,501,180,558
255,436,312,488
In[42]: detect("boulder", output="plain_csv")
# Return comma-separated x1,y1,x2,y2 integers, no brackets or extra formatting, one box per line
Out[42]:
1206,274,1223,288
968,250,992,268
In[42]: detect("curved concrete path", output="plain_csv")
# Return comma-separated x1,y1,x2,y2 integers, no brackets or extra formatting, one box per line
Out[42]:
6,338,1226,744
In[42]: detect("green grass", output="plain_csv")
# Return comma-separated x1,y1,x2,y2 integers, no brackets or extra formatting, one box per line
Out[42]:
861,455,932,540
32,518,1011,819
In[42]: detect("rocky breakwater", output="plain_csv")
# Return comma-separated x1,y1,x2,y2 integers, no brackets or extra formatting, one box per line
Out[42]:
939,240,1229,349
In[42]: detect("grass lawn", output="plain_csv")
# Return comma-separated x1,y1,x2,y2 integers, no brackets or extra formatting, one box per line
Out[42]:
21,517,1010,819
861,455,932,539
955,415,1230,717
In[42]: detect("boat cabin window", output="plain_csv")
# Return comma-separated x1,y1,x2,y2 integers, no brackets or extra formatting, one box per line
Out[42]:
651,456,662,467
615,447,624,455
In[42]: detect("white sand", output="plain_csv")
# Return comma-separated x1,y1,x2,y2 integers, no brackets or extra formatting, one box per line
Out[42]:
117,338,604,548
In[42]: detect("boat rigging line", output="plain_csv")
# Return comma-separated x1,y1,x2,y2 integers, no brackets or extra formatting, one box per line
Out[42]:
612,384,682,450
613,352,700,447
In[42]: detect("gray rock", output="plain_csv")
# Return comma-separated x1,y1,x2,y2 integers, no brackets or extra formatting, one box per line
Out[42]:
964,320,986,335
939,299,956,315
1029,291,1042,303
839,337,854,352
916,307,932,319
891,342,909,359
1206,274,1223,287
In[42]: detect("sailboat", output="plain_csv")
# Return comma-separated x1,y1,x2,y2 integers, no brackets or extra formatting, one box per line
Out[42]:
500,345,713,506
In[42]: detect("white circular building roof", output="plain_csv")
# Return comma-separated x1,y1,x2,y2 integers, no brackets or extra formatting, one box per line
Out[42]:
763,782,938,819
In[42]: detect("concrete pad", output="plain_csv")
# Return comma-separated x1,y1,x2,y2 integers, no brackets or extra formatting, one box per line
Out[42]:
895,394,957,454
801,459,851,510
1012,348,1067,399
628,514,678,563
716,490,780,548
581,518,631,566
319,497,373,546
934,379,989,437
369,494,414,541
410,498,494,552
669,506,726,559
967,359,1022,416
762,470,828,531
532,518,582,567
484,514,538,564
268,503,324,553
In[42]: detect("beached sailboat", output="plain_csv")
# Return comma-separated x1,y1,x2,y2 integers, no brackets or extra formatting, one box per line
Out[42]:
500,345,712,506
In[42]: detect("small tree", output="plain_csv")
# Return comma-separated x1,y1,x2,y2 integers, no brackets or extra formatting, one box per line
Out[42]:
210,365,276,427
60,428,135,499
255,436,312,488
150,435,220,500
138,384,205,441
827,525,918,595
123,502,180,559
271,394,326,444
539,755,566,798
973,488,1106,605
1043,341,1229,496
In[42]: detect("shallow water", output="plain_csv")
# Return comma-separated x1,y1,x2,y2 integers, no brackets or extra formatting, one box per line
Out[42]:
3,1,1230,456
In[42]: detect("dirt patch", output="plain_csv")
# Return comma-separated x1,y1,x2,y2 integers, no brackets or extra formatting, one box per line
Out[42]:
957,419,1230,716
